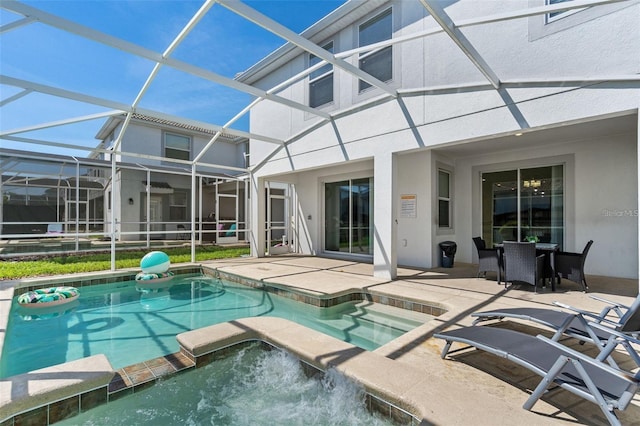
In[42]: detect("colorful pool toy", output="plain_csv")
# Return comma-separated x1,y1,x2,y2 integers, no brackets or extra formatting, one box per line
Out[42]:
17,286,80,308
135,271,175,283
136,251,174,282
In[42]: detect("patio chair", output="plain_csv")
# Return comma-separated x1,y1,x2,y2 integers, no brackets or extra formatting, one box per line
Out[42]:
503,241,545,291
434,326,639,426
555,240,593,292
471,293,640,368
472,237,502,284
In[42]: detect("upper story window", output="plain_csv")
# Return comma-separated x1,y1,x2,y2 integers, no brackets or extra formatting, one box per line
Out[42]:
164,132,191,161
546,0,580,23
309,41,334,108
358,8,392,92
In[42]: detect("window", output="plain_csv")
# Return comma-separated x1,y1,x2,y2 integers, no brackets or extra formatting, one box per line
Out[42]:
546,0,580,23
438,170,451,228
309,41,334,108
164,132,191,161
169,190,188,221
481,165,564,247
358,8,392,92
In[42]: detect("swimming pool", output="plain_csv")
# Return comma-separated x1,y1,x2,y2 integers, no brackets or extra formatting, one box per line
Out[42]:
1,274,430,378
55,343,396,425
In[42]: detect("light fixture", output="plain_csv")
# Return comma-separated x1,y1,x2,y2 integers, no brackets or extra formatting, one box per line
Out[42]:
523,179,541,189
515,132,523,136
128,198,134,205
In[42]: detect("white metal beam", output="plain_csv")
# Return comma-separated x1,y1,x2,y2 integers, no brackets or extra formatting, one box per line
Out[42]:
0,110,123,137
218,0,398,98
131,0,216,108
132,107,284,145
0,16,34,34
0,88,32,107
0,75,284,145
1,75,130,111
193,57,321,163
1,135,109,154
419,0,501,89
238,0,629,101
456,0,629,28
1,1,330,119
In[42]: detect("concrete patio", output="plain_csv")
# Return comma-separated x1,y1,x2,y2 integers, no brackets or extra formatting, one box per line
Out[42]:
199,255,640,425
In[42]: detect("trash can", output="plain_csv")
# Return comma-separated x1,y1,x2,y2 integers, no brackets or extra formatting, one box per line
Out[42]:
439,241,457,268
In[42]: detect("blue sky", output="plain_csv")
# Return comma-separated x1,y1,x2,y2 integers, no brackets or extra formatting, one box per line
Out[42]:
0,0,347,156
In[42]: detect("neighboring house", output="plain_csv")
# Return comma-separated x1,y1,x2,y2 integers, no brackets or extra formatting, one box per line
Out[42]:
94,113,249,242
237,0,639,279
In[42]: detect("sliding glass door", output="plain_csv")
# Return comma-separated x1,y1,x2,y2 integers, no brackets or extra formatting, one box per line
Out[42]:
482,165,563,247
324,178,372,255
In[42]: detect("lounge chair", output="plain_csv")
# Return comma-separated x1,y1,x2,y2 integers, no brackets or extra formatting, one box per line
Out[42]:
471,294,640,368
472,237,502,284
555,240,593,292
434,325,639,426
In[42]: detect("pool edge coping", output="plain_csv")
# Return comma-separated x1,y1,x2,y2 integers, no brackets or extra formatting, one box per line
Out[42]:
1,262,449,425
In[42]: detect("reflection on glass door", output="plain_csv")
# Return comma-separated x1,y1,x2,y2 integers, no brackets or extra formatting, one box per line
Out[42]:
265,185,289,253
216,193,238,243
66,200,88,233
149,196,163,239
482,165,563,247
324,178,372,255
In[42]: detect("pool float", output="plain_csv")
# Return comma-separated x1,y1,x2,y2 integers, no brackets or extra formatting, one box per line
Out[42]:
17,299,79,321
17,286,80,308
135,251,174,283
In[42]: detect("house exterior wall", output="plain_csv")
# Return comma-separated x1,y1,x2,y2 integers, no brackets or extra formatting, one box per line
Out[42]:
112,122,244,172
248,1,638,144
245,0,639,279
97,117,248,242
459,131,638,279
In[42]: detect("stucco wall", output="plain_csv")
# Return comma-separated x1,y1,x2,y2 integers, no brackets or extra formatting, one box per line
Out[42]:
246,0,639,278
116,122,243,171
457,131,638,278
248,1,639,145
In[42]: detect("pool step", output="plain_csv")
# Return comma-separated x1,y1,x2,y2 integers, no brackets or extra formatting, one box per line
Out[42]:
342,301,432,332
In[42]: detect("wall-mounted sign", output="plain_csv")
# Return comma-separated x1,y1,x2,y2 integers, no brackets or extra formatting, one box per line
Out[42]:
400,194,417,218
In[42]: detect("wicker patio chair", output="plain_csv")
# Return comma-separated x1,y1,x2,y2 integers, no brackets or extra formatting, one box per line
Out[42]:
555,240,593,292
472,237,502,284
503,241,545,291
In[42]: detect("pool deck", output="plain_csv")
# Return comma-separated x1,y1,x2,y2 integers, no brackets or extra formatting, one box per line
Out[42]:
1,254,639,425
200,255,640,426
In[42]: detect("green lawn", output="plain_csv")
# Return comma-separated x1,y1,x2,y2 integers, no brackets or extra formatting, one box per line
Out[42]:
0,245,250,280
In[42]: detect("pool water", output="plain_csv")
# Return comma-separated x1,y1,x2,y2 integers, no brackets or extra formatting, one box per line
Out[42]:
56,344,395,425
1,275,429,378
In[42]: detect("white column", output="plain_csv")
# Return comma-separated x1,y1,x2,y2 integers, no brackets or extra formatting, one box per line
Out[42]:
373,151,397,280
250,172,266,257
637,110,640,291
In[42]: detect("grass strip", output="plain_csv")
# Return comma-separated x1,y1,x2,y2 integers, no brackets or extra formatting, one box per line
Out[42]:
0,245,250,280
